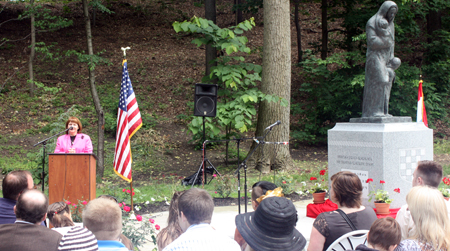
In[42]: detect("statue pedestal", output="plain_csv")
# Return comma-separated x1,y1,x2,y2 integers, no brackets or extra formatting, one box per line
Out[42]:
327,122,433,208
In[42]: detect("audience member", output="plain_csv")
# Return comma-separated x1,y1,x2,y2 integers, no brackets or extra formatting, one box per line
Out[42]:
83,198,129,251
0,189,62,250
308,171,377,251
395,186,450,251
162,188,240,251
157,190,185,250
0,170,35,224
396,160,450,239
236,196,306,251
48,201,98,251
97,194,134,250
350,217,401,251
234,181,280,250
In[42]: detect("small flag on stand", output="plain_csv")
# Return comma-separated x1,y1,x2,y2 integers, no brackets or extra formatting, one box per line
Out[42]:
416,79,428,127
114,59,142,182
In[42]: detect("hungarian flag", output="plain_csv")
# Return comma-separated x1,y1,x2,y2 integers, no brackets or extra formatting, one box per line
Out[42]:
113,59,142,182
416,80,428,127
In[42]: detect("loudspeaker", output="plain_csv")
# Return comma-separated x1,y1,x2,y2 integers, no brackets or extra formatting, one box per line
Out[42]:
194,83,218,117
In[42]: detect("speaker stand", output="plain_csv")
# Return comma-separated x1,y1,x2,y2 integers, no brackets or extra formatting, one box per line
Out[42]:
191,117,221,188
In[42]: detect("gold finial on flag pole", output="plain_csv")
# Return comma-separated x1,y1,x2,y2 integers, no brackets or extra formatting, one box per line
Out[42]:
121,47,131,59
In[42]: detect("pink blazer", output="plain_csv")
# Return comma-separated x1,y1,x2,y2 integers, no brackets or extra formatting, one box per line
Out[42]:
54,133,93,153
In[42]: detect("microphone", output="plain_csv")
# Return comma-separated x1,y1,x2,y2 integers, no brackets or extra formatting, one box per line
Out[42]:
65,126,73,132
265,120,281,130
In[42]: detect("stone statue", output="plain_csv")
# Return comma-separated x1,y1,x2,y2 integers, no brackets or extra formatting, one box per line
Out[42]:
362,1,401,118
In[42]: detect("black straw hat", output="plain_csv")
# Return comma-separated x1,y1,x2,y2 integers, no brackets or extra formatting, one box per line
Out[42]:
235,197,306,251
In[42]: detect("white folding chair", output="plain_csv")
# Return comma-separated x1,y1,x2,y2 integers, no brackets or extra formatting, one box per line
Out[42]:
326,230,369,251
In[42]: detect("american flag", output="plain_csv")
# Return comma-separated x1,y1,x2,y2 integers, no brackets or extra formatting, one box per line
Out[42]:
114,59,142,182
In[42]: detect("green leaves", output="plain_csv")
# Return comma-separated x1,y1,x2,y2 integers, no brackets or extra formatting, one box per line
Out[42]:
174,16,286,144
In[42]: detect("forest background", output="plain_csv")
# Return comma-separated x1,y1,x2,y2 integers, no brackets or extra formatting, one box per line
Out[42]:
0,0,449,212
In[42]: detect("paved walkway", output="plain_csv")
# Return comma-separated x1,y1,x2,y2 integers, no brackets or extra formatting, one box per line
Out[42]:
140,199,315,250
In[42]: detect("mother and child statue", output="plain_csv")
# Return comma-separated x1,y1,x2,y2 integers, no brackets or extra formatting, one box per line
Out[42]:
352,1,410,122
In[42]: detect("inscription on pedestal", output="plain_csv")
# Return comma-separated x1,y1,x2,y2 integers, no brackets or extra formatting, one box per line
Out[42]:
336,155,374,167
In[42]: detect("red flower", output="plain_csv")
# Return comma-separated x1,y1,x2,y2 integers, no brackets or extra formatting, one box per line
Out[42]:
65,201,71,205
310,177,318,181
136,215,142,221
380,180,386,184
443,177,450,185
149,219,155,224
366,178,373,183
126,190,131,193
82,201,87,205
155,224,160,230
118,203,123,207
394,188,400,193
122,202,126,206
282,181,286,184
123,206,131,212
122,189,126,192
73,205,77,208
320,170,326,175
132,192,135,196
215,191,217,194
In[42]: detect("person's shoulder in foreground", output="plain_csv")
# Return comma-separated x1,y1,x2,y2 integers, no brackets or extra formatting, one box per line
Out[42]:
163,223,240,251
0,189,62,251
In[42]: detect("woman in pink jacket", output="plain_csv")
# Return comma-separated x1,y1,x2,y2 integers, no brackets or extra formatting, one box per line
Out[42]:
54,117,93,153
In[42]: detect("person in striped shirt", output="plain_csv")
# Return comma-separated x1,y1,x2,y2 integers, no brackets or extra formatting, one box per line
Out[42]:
47,201,98,251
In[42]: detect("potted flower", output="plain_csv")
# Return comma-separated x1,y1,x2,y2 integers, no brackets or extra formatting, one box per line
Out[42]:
366,178,400,214
307,169,328,204
440,177,450,201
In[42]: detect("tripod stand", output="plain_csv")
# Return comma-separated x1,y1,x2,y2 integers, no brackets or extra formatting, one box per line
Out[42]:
190,117,221,188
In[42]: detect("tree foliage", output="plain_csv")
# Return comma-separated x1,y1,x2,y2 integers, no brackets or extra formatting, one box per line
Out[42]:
173,16,284,145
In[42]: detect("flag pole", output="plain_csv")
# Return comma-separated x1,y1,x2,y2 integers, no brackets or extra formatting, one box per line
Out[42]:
130,181,134,211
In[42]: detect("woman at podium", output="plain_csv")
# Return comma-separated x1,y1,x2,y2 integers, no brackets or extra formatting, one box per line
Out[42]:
54,117,93,153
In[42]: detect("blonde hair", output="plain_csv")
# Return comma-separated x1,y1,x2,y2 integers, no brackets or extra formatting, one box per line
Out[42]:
82,198,122,240
407,186,450,250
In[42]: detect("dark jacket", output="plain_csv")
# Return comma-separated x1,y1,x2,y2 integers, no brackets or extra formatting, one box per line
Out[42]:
0,222,62,250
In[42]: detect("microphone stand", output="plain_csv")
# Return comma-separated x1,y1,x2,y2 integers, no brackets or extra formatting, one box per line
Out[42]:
33,127,70,192
234,125,277,214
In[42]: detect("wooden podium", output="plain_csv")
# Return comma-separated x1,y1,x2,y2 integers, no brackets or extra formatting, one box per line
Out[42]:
48,153,96,205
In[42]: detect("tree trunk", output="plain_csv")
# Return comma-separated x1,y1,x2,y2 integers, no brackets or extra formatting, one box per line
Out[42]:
321,0,328,60
205,0,217,80
82,0,105,178
426,10,441,44
294,0,302,63
28,0,35,97
249,0,293,173
235,0,243,25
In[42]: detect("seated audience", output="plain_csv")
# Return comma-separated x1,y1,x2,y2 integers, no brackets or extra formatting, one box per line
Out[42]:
83,198,129,251
308,171,377,251
396,160,450,240
395,186,450,251
156,190,185,250
235,196,306,251
162,188,240,251
0,189,62,250
47,201,98,250
234,181,280,250
97,194,134,250
0,170,35,224
350,217,401,251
